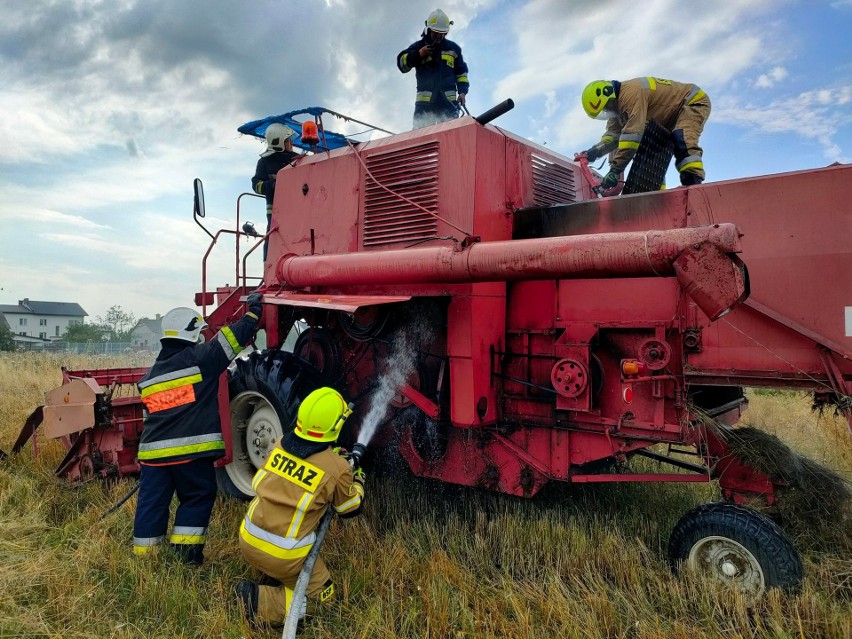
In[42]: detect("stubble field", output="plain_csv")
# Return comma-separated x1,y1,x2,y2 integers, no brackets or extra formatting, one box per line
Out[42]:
0,353,850,638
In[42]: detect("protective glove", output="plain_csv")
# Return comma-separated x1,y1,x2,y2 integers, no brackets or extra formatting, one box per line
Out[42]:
600,170,620,190
246,292,263,319
353,467,366,484
582,147,601,162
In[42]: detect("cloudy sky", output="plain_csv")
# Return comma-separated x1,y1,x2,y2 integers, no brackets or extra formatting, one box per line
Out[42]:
1,0,850,324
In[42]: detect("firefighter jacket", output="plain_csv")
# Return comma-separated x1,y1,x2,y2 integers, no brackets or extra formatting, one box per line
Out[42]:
239,433,364,561
591,77,709,173
252,150,299,212
136,314,258,463
397,34,469,114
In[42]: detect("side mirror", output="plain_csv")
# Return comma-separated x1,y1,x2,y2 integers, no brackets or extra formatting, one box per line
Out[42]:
193,178,206,218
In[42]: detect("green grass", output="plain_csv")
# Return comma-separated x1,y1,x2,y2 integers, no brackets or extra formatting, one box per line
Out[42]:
1,353,850,638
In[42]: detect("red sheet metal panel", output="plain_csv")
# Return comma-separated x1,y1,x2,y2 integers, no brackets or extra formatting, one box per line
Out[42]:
447,284,505,426
260,292,411,313
686,165,852,361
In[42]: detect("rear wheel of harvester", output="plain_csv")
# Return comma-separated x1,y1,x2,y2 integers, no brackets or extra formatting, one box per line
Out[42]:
668,503,803,597
217,350,321,500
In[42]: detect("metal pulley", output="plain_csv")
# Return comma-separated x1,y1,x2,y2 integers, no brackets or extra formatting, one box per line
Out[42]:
551,358,589,398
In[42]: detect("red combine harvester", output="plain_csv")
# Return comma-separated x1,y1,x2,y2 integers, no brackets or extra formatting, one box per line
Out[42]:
16,105,851,596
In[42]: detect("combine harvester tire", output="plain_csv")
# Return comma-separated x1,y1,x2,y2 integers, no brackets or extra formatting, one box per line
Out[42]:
218,351,319,499
668,503,803,597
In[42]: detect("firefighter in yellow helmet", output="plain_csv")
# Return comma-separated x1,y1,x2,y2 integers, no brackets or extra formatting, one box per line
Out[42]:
577,77,711,188
235,387,364,626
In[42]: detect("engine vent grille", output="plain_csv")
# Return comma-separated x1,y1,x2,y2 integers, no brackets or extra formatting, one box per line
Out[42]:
363,141,439,247
532,153,577,206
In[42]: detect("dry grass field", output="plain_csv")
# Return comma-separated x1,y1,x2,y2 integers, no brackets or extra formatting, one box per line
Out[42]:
0,353,850,638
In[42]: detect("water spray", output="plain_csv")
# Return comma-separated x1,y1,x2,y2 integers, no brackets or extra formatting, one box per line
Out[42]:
356,319,432,451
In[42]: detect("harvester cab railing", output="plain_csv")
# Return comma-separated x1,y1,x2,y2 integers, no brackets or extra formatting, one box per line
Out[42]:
192,178,266,318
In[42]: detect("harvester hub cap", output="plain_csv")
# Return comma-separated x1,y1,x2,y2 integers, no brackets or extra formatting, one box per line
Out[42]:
551,359,588,398
687,535,765,595
247,404,279,467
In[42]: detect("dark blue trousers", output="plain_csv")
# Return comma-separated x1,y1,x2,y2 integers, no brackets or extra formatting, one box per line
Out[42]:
132,457,217,564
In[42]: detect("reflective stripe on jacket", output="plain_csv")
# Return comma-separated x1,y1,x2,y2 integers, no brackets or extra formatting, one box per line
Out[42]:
240,440,364,560
137,314,258,463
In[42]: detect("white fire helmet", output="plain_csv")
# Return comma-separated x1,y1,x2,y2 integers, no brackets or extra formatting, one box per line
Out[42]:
262,123,296,157
161,307,208,344
425,9,452,34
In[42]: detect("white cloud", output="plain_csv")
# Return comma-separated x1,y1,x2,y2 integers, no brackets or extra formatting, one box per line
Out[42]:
755,66,788,88
495,0,777,104
714,85,852,161
0,207,110,230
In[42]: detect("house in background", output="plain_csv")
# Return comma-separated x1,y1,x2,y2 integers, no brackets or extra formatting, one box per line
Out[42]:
0,298,88,345
130,315,162,352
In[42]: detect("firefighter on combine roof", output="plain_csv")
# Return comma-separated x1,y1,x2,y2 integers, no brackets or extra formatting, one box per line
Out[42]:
577,77,712,189
397,9,470,129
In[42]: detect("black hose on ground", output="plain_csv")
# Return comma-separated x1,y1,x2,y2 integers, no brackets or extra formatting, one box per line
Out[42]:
99,480,140,520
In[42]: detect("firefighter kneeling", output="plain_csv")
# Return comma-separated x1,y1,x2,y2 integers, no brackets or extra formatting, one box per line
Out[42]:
235,387,365,625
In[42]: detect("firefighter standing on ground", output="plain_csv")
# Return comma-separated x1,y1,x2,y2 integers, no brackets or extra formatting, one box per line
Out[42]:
397,9,469,129
578,77,711,188
132,295,263,564
235,387,365,625
252,123,299,260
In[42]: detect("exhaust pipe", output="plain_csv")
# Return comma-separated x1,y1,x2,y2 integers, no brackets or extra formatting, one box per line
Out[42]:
475,99,514,125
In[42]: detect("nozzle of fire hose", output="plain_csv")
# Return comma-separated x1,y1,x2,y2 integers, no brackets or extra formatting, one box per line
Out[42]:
350,442,367,470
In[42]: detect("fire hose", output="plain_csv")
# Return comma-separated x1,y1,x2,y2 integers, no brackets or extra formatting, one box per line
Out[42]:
281,507,333,638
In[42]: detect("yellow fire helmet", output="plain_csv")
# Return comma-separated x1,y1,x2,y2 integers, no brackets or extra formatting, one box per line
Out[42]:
295,387,353,443
581,80,618,120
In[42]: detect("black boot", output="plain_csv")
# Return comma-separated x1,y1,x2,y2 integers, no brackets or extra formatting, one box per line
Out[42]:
172,543,204,565
235,580,259,621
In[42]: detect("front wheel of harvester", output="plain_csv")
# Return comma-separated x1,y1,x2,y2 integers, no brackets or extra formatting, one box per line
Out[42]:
668,502,803,597
216,350,320,500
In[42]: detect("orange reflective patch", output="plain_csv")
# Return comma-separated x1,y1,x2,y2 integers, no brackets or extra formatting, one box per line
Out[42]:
142,385,196,413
